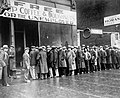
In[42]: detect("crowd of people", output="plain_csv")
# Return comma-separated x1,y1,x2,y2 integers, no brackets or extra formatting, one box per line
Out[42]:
23,45,120,83
0,44,120,86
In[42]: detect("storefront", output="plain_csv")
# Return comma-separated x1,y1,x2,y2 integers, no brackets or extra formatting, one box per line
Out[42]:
0,0,77,67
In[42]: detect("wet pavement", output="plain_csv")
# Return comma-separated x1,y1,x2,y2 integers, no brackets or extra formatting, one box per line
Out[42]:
1,69,120,98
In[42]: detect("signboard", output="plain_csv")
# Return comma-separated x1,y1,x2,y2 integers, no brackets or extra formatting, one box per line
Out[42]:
1,0,77,25
91,29,103,34
104,14,120,26
111,32,120,48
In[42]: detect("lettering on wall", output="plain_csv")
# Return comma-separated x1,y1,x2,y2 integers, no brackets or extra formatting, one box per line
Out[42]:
1,0,77,25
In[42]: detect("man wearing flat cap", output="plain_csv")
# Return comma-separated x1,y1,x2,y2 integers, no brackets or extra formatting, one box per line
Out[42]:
23,47,31,83
8,45,16,79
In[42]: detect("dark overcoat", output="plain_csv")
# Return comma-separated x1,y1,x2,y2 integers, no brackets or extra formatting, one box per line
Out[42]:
111,49,118,64
105,49,112,64
58,50,67,68
100,50,107,64
76,50,82,69
30,50,37,66
50,49,58,69
37,51,48,74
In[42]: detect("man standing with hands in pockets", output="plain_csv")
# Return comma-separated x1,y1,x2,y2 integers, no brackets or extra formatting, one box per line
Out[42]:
23,47,31,83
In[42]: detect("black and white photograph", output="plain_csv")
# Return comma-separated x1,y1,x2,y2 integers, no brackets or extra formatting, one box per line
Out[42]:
0,0,120,98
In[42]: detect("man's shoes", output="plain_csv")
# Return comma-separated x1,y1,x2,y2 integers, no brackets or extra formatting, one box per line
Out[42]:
6,84,10,87
25,80,30,83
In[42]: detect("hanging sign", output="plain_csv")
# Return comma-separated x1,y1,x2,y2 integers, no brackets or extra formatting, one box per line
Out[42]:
104,14,120,26
1,0,77,25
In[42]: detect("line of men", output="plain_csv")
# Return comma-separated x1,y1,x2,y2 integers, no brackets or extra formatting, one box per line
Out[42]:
23,45,120,83
0,45,16,86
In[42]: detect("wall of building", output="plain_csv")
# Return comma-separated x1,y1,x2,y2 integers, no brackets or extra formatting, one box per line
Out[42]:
17,0,77,46
76,0,120,46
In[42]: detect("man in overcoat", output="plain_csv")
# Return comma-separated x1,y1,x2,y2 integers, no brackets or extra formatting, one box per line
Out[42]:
50,46,59,77
58,47,67,77
37,47,48,79
30,46,37,79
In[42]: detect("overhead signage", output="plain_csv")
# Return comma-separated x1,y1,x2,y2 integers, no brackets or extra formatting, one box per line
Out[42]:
91,29,103,34
104,14,120,26
1,0,77,25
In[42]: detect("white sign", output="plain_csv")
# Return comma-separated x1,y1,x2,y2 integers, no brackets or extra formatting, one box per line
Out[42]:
111,32,120,48
1,0,77,25
91,29,103,34
104,14,120,26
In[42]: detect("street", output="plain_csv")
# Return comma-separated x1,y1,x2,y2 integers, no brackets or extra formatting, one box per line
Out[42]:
0,69,120,98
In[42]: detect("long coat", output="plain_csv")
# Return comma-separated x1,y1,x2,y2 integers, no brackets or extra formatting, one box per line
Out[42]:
105,49,112,64
67,50,76,70
50,49,58,69
76,50,82,69
47,51,51,68
9,49,16,70
100,50,107,64
37,51,48,74
111,49,118,64
30,50,37,66
58,50,67,68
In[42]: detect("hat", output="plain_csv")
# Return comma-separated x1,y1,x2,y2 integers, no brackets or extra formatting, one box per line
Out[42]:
47,47,52,50
47,45,50,48
62,46,66,49
68,45,71,48
3,45,8,49
52,46,56,48
31,46,35,48
87,46,89,48
35,46,39,49
24,47,29,50
39,46,42,50
42,46,46,49
74,46,78,48
71,46,74,49
10,45,14,48
82,44,85,47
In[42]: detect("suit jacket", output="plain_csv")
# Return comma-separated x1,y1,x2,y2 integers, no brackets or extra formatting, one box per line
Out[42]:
23,52,30,69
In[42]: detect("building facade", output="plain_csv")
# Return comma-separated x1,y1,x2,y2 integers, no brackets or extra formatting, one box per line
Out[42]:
76,0,120,47
0,0,77,67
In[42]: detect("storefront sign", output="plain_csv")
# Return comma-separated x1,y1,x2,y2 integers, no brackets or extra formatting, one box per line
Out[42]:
111,32,120,48
91,29,103,34
104,14,120,26
1,0,77,25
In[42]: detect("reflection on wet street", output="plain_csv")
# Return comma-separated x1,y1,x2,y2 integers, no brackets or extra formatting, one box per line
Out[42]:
1,69,120,98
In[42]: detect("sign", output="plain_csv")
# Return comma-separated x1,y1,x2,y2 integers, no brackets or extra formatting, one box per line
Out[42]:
104,14,120,26
111,32,120,48
1,0,77,25
91,29,103,34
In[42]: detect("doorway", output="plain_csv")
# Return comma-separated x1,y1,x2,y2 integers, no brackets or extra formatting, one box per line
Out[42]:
15,32,24,67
